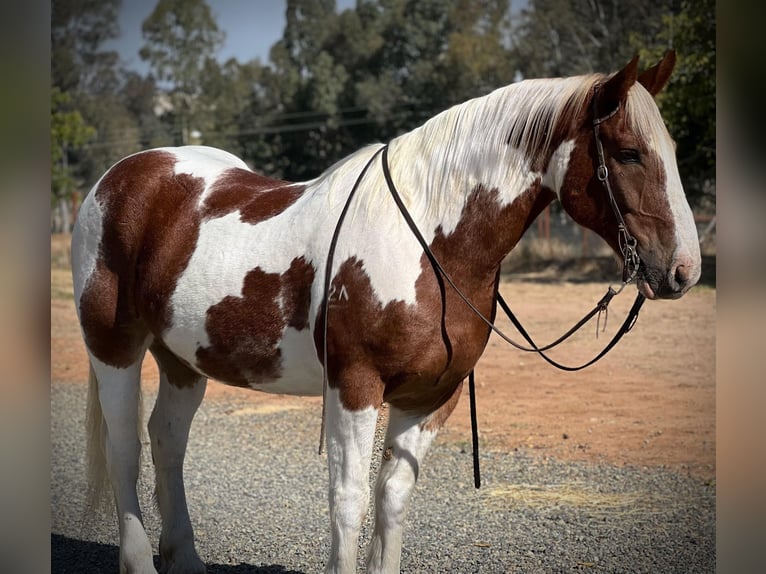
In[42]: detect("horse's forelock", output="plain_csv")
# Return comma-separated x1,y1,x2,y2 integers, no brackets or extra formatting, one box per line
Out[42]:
624,83,674,152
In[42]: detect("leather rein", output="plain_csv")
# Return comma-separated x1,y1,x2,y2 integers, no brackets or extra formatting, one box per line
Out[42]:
318,86,646,489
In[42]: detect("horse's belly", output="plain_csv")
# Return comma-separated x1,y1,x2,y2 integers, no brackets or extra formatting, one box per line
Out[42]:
247,327,324,396
162,320,324,396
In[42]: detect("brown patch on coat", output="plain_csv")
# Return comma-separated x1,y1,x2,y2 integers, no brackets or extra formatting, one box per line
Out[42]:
316,183,557,418
195,257,316,386
420,378,464,433
78,257,149,367
79,150,193,368
77,149,307,383
150,340,203,386
202,168,305,224
133,164,207,338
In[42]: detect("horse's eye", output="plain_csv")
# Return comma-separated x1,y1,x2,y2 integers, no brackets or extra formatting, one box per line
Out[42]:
618,149,641,164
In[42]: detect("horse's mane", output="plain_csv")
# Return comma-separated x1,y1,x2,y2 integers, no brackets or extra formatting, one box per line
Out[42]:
385,73,603,220
314,71,670,227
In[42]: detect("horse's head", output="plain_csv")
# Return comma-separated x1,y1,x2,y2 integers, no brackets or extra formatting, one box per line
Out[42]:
559,51,701,299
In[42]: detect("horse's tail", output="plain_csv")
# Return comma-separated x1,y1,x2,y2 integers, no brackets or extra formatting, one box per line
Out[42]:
84,361,110,518
83,361,145,519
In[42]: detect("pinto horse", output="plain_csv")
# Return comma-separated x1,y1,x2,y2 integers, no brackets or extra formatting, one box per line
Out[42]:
71,52,700,573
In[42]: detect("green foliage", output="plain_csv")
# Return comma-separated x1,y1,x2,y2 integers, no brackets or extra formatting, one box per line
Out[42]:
442,0,515,102
51,0,143,197
50,0,714,215
513,0,667,77
51,0,121,93
243,0,518,179
638,0,716,209
51,88,95,200
196,58,264,153
139,0,224,90
140,0,225,144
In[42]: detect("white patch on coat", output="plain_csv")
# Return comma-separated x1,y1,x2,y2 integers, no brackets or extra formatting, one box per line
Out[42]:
164,145,250,206
71,180,105,315
248,327,323,395
542,140,576,196
367,406,438,572
625,85,701,279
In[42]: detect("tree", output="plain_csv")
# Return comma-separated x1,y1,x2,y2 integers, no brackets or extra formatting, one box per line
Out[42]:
52,0,151,189
237,0,519,179
51,0,122,93
121,71,174,149
512,0,667,78
140,0,225,144
51,88,95,231
52,0,128,229
638,0,715,209
283,0,339,73
441,0,516,103
74,89,144,183
196,58,265,155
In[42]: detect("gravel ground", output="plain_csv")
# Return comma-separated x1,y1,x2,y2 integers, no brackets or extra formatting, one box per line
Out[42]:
51,381,714,573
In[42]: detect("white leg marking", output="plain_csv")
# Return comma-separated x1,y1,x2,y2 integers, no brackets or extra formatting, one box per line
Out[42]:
366,408,438,574
324,387,379,574
148,373,207,574
90,355,157,574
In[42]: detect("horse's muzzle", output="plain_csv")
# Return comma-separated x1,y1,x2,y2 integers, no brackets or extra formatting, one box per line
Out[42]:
637,255,701,300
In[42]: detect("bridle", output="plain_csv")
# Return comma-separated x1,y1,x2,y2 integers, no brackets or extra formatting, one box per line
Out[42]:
592,85,642,284
318,85,646,486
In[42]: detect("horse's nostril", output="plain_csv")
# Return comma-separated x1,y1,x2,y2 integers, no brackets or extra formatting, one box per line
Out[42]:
674,264,690,287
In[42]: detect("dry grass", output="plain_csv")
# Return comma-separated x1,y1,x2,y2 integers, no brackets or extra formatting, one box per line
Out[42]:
51,234,74,301
484,482,672,518
51,233,71,270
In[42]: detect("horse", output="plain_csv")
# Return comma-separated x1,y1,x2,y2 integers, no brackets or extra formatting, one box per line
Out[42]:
71,51,700,573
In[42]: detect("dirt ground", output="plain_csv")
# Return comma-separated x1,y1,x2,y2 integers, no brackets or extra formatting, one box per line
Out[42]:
51,235,715,479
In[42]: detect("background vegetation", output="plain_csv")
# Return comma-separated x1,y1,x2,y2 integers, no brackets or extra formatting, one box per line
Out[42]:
51,0,715,232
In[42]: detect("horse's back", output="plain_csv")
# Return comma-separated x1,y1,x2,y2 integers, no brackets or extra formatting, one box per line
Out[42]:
72,146,253,275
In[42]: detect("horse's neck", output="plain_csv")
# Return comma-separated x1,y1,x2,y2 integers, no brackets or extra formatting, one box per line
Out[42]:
386,103,563,276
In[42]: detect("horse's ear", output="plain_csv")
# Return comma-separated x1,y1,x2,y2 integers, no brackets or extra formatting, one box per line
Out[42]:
595,55,640,119
638,49,676,96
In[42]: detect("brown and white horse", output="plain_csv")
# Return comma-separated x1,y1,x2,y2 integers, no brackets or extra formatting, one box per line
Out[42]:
71,52,700,573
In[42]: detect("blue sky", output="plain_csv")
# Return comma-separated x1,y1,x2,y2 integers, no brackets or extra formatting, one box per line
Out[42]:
105,0,357,74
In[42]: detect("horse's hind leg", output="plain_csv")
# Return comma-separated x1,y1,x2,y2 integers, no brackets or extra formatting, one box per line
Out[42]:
148,344,207,574
366,384,463,574
90,354,157,574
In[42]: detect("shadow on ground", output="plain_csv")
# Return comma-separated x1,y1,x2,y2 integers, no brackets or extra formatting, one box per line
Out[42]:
51,534,305,574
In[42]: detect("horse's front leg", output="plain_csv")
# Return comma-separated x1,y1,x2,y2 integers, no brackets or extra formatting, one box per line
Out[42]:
366,382,463,574
325,385,381,574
